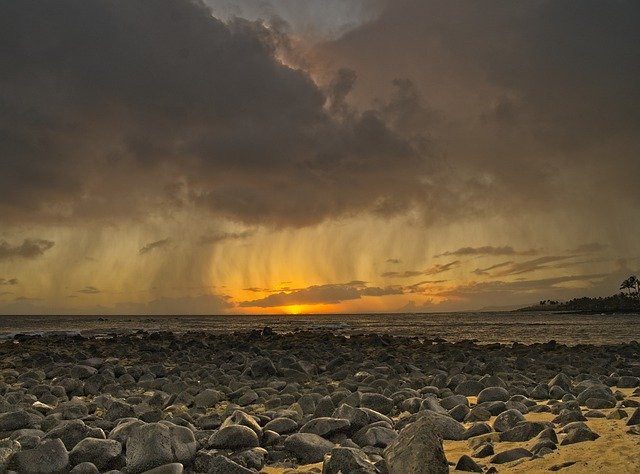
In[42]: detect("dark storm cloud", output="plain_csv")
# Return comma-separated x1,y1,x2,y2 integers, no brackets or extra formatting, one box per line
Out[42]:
0,239,55,260
0,0,431,228
490,256,573,277
77,286,101,294
381,260,460,278
436,246,538,258
239,281,401,307
200,231,255,245
139,239,171,255
320,0,640,218
0,278,19,285
568,243,607,255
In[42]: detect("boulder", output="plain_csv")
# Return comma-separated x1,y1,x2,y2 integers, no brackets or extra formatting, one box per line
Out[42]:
284,433,335,464
69,438,122,471
323,447,379,474
9,438,69,474
383,415,448,474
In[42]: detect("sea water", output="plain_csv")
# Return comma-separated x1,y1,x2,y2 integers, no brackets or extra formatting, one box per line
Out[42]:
0,312,639,345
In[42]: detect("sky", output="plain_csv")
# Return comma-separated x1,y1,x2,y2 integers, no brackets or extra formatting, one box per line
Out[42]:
1,0,639,315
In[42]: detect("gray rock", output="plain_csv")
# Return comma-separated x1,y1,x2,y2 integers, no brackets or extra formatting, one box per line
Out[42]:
209,425,259,449
576,386,615,406
140,463,184,474
323,447,379,474
627,408,640,426
0,439,21,469
464,406,491,422
617,376,639,388
530,383,550,400
205,455,253,474
490,447,532,464
9,438,69,474
333,404,370,431
471,442,494,458
463,422,492,439
477,387,509,404
410,411,466,440
45,419,106,450
455,380,484,396
353,425,397,448
449,404,470,422
284,433,335,463
383,415,448,474
548,373,572,391
229,447,268,471
493,409,525,432
194,389,222,408
104,400,135,422
440,395,468,410
607,409,628,420
158,421,197,466
585,397,615,409
499,422,548,442
552,410,587,425
560,427,600,445
263,417,298,434
69,462,100,474
69,438,122,471
300,417,350,438
0,410,39,431
250,357,277,378
125,423,174,473
419,397,448,415
237,391,258,406
456,454,483,472
108,419,145,445
314,396,336,418
220,410,263,438
360,393,394,415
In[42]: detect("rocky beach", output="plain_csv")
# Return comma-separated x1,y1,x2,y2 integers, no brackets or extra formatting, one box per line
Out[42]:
0,329,639,473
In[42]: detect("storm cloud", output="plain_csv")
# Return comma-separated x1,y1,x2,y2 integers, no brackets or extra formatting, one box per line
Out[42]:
0,0,432,228
239,281,401,307
0,239,55,260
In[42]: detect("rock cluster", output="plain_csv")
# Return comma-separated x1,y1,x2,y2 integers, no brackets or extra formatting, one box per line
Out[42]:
0,330,638,472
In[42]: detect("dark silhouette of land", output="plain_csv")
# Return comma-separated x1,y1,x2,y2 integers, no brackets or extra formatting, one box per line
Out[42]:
518,275,640,313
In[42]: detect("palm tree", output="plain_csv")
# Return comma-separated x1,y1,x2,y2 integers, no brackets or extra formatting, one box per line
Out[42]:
629,275,640,299
620,277,633,296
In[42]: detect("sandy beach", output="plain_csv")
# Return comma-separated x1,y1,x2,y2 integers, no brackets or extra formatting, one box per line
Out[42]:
0,330,639,473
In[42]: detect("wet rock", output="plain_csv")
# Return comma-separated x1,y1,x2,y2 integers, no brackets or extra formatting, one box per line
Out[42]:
383,415,448,474
323,446,379,474
456,454,483,472
284,433,335,464
69,438,123,471
9,438,69,474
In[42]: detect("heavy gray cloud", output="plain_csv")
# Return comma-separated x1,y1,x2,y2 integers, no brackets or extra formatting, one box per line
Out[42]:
139,239,171,255
381,261,460,278
239,281,401,307
436,246,539,258
0,0,431,228
0,239,55,260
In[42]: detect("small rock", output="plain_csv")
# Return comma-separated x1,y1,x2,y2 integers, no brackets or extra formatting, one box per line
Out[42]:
455,454,483,472
627,408,640,426
300,417,350,438
69,438,122,471
206,455,253,473
69,462,100,474
490,447,532,464
284,433,335,464
477,387,510,404
140,463,184,474
264,417,298,434
499,422,548,442
560,427,600,445
493,409,525,432
9,438,69,474
323,447,379,474
209,425,259,450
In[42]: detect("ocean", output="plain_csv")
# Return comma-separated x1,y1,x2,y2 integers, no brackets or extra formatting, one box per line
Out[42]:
0,312,639,345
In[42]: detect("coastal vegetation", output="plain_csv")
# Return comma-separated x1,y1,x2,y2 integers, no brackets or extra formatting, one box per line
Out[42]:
519,275,640,313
